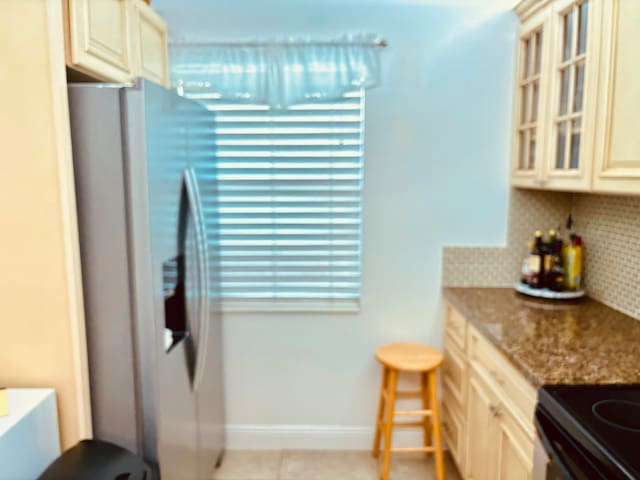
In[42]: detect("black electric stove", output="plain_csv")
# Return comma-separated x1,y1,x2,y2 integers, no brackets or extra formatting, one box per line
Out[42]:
536,384,640,480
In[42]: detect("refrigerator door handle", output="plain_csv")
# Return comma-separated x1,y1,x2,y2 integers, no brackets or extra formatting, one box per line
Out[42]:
183,167,210,392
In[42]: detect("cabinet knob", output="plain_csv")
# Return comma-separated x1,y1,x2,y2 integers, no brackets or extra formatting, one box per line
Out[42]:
489,370,505,385
489,403,502,418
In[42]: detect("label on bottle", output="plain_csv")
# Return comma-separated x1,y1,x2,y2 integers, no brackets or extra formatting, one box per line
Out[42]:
544,254,553,272
528,255,541,273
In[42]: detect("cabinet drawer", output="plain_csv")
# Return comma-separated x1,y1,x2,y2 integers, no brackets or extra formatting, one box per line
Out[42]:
442,399,465,470
442,335,467,407
468,325,536,438
446,305,467,351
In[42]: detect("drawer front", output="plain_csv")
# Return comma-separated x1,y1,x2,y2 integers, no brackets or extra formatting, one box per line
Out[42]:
442,335,467,407
442,398,465,470
446,305,467,351
468,325,536,437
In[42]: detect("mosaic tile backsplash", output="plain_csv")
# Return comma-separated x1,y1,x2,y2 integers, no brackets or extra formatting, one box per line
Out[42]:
443,189,640,320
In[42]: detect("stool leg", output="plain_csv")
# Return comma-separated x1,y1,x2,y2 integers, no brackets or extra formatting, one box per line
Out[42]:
420,372,432,450
428,370,445,480
372,366,389,458
380,368,397,480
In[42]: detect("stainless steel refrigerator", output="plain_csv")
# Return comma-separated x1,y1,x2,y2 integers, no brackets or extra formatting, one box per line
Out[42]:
68,80,225,479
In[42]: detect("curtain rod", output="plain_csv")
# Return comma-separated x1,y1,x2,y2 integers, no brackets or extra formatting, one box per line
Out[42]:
171,38,388,48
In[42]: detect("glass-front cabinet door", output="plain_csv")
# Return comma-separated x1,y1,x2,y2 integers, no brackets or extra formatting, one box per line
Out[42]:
544,0,598,190
511,8,551,188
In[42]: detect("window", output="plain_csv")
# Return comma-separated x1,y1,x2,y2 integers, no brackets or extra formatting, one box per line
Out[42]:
185,90,365,311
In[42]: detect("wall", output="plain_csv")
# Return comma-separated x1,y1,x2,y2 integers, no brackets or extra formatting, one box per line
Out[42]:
0,0,91,449
444,188,640,321
155,0,518,448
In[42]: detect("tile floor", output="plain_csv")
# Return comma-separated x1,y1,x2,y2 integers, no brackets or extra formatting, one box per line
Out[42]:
212,450,462,480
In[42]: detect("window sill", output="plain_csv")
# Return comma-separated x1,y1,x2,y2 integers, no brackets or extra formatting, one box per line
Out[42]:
220,299,361,313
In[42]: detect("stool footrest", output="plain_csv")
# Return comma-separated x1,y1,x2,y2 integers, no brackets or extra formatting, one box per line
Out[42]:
395,409,432,417
381,390,423,401
391,446,436,453
393,421,426,428
395,390,423,399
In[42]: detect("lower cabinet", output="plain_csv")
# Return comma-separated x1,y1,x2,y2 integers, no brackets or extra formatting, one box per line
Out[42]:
465,371,496,480
443,304,535,480
466,367,533,480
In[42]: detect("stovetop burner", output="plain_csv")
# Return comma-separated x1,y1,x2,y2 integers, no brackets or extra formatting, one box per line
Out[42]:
538,384,640,480
593,400,640,433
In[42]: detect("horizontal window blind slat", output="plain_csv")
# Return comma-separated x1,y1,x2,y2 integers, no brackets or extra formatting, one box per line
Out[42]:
176,83,364,305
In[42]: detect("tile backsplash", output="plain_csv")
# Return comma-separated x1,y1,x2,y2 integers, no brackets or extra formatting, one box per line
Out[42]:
571,193,640,319
443,188,640,320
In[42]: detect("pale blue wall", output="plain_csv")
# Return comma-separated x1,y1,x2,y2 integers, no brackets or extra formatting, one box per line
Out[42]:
155,0,518,448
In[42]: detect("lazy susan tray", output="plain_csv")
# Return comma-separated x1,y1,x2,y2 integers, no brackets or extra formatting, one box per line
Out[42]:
513,282,586,300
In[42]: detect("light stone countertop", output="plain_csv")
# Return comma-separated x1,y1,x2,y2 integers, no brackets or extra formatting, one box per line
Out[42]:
443,287,640,387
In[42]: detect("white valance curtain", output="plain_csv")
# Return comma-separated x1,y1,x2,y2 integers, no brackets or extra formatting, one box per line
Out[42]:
170,34,383,109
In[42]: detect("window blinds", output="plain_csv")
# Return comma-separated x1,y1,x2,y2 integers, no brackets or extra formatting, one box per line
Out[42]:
185,90,365,310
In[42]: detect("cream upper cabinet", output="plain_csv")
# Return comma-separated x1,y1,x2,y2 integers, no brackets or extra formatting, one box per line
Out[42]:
592,0,640,194
65,0,136,82
511,6,551,188
543,0,599,191
64,0,169,87
512,0,640,195
512,0,600,191
133,1,170,87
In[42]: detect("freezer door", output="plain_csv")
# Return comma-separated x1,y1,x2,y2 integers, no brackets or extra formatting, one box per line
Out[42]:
68,85,141,455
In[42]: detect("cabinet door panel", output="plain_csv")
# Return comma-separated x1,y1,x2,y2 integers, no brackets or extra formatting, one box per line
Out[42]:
442,400,465,472
543,0,599,191
511,7,552,188
593,0,640,194
465,371,497,480
495,407,534,480
134,1,170,87
443,336,467,407
67,0,135,82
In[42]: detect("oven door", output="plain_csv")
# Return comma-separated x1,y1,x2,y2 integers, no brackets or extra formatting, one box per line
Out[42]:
534,406,613,480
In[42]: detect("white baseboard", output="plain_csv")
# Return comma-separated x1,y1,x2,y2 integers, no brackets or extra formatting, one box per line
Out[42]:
225,424,427,450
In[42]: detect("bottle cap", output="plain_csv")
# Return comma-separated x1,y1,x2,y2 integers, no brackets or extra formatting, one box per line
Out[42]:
534,230,542,237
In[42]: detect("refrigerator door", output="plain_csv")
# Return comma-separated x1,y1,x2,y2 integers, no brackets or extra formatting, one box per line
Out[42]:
127,81,202,480
186,104,226,477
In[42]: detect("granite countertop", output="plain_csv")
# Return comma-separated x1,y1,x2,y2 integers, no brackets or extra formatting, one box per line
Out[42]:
443,287,640,387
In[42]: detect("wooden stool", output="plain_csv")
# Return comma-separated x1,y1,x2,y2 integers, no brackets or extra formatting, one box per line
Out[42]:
372,343,445,480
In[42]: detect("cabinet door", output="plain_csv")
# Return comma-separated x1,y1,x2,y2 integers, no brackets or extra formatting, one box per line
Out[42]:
66,0,135,82
543,0,600,191
592,0,640,194
511,8,552,188
465,370,498,480
133,0,170,87
494,406,534,480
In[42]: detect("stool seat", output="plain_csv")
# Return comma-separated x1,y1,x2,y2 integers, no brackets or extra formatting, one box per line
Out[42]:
375,342,443,372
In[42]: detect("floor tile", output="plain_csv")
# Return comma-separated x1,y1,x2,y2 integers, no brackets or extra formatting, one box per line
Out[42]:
213,450,281,480
280,450,378,480
380,452,462,480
